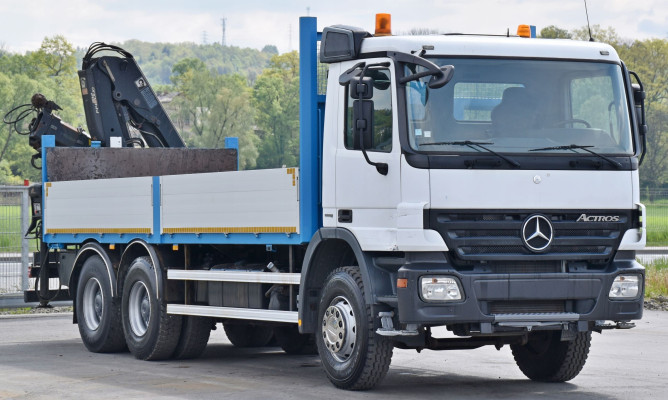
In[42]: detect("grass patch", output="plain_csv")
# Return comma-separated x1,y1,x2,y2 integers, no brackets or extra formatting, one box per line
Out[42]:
644,258,668,298
0,307,32,315
0,204,38,252
644,204,668,246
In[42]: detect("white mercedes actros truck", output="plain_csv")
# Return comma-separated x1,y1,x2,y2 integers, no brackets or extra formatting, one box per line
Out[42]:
26,15,646,390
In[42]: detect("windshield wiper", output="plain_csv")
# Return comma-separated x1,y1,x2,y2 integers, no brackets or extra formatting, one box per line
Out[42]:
421,140,521,167
529,144,622,168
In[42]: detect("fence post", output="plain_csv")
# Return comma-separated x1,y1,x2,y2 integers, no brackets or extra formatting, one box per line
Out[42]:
21,187,29,292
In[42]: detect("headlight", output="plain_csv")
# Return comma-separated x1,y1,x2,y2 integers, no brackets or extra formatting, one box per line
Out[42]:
609,275,641,299
420,276,463,302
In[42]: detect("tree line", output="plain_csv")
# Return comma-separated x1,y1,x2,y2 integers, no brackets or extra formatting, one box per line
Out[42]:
540,25,668,192
0,27,667,191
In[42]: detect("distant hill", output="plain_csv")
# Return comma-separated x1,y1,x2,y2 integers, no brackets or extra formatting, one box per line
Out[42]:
75,40,278,85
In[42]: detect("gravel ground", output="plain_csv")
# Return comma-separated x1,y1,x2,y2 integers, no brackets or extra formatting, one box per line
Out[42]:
644,296,668,311
0,306,73,316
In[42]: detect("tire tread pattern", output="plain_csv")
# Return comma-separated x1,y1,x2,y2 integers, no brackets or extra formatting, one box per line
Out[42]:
324,266,393,390
172,316,213,360
512,331,591,382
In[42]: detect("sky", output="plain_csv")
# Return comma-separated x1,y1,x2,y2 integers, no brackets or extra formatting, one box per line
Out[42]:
0,0,666,54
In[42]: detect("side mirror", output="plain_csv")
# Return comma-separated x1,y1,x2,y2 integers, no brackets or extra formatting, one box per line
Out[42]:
349,76,374,100
428,65,455,89
352,99,374,150
629,71,647,165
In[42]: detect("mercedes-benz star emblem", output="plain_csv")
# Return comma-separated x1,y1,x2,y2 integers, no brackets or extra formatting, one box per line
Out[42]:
522,215,553,252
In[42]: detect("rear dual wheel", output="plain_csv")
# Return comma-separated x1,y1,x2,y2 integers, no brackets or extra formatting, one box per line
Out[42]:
76,255,126,353
121,257,183,360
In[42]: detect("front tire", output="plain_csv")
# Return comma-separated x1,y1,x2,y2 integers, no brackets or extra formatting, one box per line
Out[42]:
316,266,393,390
511,330,591,382
76,255,126,353
121,257,182,360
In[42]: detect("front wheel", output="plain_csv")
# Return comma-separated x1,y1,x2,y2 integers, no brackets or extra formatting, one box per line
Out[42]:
511,330,591,382
316,266,393,390
121,257,182,360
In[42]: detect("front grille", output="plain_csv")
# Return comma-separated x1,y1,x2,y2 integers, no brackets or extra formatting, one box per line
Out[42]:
487,261,561,274
488,300,565,315
426,209,631,264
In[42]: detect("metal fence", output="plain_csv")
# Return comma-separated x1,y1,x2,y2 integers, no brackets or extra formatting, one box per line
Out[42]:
642,189,668,239
0,186,30,301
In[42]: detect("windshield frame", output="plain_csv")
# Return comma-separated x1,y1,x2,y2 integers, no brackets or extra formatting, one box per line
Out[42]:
393,55,639,170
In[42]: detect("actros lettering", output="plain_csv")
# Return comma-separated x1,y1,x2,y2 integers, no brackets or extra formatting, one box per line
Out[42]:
576,214,620,222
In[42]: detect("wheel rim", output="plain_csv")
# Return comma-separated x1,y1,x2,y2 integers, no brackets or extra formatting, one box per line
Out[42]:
82,277,103,331
128,281,151,337
321,296,357,362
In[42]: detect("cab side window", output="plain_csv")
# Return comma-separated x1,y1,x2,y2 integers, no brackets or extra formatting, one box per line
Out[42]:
345,68,392,152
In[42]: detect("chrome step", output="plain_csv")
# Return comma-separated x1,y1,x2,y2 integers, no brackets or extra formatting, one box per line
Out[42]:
168,269,300,285
167,304,298,323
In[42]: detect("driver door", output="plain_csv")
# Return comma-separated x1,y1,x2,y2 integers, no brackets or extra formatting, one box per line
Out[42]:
334,60,401,250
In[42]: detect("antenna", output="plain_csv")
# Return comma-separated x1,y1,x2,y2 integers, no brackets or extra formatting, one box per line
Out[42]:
202,30,208,45
584,0,594,42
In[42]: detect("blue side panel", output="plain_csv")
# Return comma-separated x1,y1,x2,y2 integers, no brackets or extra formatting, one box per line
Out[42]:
152,176,161,242
41,135,55,243
224,137,239,170
299,16,322,242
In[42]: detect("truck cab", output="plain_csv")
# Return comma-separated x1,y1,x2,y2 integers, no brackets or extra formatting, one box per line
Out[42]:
302,17,645,387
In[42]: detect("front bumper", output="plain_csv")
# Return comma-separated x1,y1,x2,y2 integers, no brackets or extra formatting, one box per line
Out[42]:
396,259,644,329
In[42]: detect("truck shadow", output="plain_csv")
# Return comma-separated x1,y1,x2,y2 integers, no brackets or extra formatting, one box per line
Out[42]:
1,338,617,400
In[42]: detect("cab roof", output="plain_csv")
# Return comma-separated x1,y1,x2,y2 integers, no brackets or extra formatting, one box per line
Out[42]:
359,34,620,62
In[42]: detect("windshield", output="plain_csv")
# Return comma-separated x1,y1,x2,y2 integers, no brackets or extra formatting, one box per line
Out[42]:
405,58,633,155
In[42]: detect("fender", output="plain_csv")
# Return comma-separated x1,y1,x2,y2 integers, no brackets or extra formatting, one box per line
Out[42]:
70,242,118,298
119,239,163,300
298,227,387,333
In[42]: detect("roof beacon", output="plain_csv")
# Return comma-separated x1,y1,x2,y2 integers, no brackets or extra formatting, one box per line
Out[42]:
517,24,537,38
375,13,392,36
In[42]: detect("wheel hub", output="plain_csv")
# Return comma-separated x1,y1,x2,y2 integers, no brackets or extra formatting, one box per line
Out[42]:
321,296,356,362
82,278,103,331
128,281,151,337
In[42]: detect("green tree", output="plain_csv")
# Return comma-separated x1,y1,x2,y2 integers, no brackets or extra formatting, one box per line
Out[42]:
30,35,77,77
618,39,668,190
193,74,259,169
170,58,216,137
539,25,572,39
571,25,625,47
253,52,300,169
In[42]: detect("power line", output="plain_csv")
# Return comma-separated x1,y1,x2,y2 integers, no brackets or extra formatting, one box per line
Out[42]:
221,17,227,46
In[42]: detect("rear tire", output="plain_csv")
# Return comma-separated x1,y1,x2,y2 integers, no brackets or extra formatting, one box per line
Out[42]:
172,316,213,360
223,322,274,347
511,330,591,382
316,266,393,390
76,255,126,353
121,257,182,360
273,325,317,355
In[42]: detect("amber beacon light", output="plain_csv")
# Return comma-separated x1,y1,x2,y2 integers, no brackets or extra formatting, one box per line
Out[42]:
375,13,392,36
517,24,537,38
